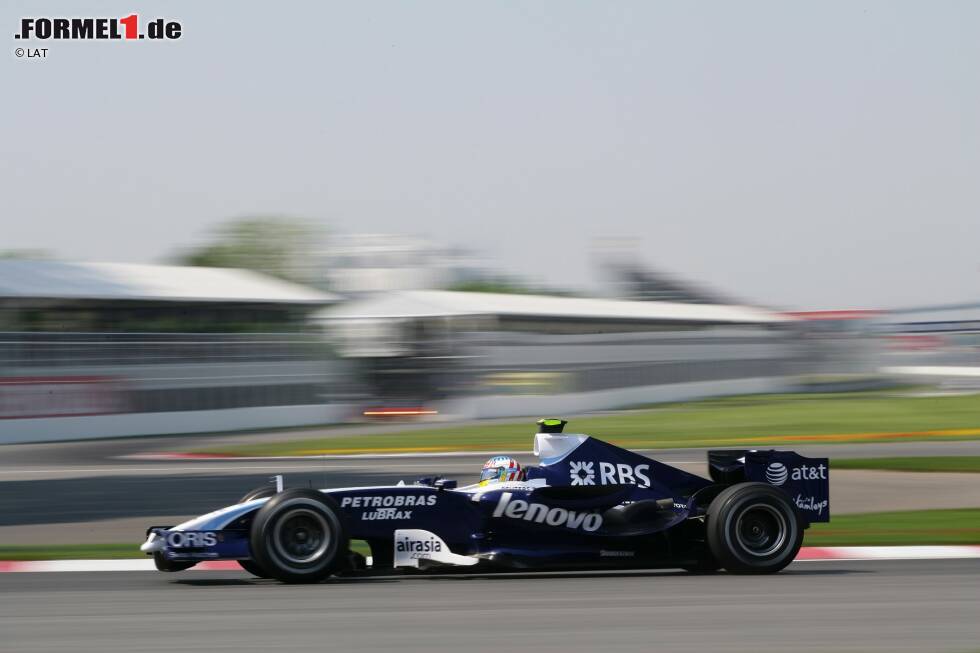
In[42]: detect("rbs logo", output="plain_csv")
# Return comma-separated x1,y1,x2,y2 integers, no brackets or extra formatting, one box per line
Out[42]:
569,461,651,487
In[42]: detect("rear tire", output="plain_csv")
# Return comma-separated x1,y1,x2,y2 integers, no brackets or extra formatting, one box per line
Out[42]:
706,482,802,574
249,489,348,583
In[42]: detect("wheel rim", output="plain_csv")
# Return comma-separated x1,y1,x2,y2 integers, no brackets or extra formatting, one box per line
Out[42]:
271,507,331,565
734,503,787,557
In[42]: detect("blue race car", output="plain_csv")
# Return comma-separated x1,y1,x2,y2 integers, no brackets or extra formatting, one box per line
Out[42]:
141,418,830,582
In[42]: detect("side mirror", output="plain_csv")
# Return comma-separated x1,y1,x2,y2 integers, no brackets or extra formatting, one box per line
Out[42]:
434,479,457,490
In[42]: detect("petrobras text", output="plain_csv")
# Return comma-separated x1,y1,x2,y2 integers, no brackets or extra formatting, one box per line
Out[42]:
340,494,437,509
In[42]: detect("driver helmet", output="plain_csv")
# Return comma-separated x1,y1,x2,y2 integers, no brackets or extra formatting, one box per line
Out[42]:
480,455,525,486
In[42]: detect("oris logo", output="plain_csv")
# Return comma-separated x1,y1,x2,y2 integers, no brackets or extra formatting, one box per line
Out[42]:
766,463,789,485
166,531,216,548
765,462,828,486
492,492,602,532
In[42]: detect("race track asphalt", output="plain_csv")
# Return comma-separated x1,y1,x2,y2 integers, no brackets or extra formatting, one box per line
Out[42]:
2,560,978,653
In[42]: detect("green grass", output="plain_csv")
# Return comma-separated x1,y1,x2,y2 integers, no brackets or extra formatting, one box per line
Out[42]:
834,456,980,473
196,391,980,456
805,508,980,546
0,543,143,560
4,510,979,560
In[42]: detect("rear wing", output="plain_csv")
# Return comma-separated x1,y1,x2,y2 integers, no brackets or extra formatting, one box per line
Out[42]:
709,450,830,523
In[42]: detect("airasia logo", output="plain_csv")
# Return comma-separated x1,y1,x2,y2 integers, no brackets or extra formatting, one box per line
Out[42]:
396,535,443,560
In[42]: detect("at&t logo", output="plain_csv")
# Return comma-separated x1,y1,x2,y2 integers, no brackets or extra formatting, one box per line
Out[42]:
765,462,828,486
765,462,789,485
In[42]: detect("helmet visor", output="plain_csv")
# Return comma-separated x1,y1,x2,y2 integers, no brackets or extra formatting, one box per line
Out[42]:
480,466,504,483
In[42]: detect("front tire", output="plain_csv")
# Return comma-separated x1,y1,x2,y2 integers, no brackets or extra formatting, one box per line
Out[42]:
706,482,802,574
238,486,276,576
249,489,348,583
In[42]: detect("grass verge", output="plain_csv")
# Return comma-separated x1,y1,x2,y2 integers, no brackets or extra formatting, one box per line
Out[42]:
195,391,980,457
0,543,142,560
805,508,980,546
834,457,980,473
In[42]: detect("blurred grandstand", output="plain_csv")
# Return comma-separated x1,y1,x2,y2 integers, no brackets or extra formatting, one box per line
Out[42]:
0,260,355,442
3,252,971,444
318,290,801,418
877,302,980,391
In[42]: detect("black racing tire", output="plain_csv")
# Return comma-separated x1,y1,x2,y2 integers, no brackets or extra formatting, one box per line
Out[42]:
705,482,802,574
239,486,278,503
237,558,269,578
249,489,348,583
238,486,277,576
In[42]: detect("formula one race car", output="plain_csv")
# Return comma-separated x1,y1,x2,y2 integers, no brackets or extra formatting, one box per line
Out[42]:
141,419,830,583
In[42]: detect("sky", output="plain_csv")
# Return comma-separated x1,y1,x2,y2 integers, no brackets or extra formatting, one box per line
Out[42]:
2,1,978,310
